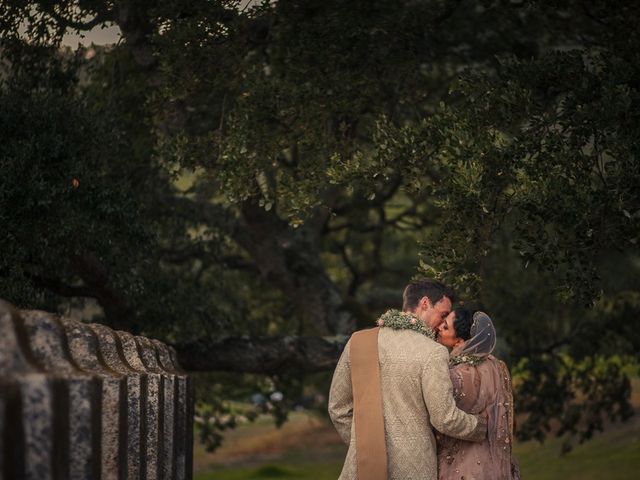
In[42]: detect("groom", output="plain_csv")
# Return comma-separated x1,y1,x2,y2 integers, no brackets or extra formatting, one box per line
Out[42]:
328,278,487,479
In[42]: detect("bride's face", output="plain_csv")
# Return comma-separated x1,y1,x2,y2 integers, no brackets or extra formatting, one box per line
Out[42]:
437,311,464,348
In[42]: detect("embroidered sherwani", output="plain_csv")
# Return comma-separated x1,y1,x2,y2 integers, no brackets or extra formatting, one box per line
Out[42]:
329,328,487,480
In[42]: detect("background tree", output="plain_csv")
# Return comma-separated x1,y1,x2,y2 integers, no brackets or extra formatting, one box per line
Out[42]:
1,0,638,451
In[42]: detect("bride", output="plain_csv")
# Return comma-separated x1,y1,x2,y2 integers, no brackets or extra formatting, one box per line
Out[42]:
436,308,520,480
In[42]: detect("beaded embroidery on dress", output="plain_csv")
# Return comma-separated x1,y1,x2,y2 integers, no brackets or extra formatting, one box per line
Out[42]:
437,312,521,480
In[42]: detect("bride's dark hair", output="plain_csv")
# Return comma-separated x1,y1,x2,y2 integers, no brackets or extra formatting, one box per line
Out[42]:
453,307,473,341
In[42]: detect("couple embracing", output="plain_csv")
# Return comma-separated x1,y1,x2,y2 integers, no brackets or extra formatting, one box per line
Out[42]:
329,278,520,480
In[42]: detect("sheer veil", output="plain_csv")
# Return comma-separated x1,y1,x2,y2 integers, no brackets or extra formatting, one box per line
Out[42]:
451,311,497,358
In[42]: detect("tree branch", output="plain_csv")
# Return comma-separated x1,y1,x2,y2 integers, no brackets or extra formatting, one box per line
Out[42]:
357,286,404,311
335,238,361,295
331,174,403,217
173,334,349,374
39,3,114,32
70,253,134,331
580,2,610,28
433,0,463,25
29,274,97,299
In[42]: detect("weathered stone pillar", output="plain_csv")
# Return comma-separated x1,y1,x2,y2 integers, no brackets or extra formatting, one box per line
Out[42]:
0,300,56,480
116,330,161,480
153,340,192,480
0,299,194,480
89,323,144,480
20,309,102,480
135,336,171,480
169,345,192,480
59,318,125,480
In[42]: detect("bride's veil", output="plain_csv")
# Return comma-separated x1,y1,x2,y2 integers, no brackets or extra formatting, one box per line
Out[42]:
456,311,496,357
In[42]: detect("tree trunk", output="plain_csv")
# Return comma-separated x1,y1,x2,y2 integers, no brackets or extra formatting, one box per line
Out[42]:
238,199,355,336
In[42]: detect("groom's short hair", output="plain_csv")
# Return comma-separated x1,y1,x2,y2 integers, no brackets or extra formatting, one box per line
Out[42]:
402,278,456,311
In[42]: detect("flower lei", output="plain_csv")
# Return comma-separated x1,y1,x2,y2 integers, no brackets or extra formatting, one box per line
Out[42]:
449,354,485,367
376,309,436,341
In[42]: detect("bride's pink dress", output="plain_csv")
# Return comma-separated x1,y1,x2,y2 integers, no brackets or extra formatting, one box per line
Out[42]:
437,354,520,480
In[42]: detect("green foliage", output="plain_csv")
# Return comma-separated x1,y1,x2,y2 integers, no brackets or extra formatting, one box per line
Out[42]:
368,46,640,303
513,355,633,450
0,83,148,310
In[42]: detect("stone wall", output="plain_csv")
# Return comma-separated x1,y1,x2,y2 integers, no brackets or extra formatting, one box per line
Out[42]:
0,299,194,480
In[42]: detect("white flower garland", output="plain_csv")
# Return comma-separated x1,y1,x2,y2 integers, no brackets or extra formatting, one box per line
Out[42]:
376,309,436,341
449,354,485,367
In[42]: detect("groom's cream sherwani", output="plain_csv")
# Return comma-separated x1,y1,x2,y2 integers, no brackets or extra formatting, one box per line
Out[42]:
329,328,486,480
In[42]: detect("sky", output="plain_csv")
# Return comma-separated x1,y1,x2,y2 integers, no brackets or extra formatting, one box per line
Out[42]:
59,1,260,47
61,23,121,47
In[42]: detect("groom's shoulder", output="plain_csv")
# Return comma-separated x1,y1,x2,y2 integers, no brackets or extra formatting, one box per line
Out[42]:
379,327,443,356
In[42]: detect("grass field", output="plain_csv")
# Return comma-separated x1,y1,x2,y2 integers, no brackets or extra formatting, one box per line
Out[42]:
194,380,640,480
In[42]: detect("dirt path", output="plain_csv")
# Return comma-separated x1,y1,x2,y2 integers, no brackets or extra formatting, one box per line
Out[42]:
194,413,346,471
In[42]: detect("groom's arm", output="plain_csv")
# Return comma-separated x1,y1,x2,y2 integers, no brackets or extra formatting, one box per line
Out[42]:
422,344,487,442
328,339,353,445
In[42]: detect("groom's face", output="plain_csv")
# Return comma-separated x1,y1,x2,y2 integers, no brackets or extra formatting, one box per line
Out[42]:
417,296,452,330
